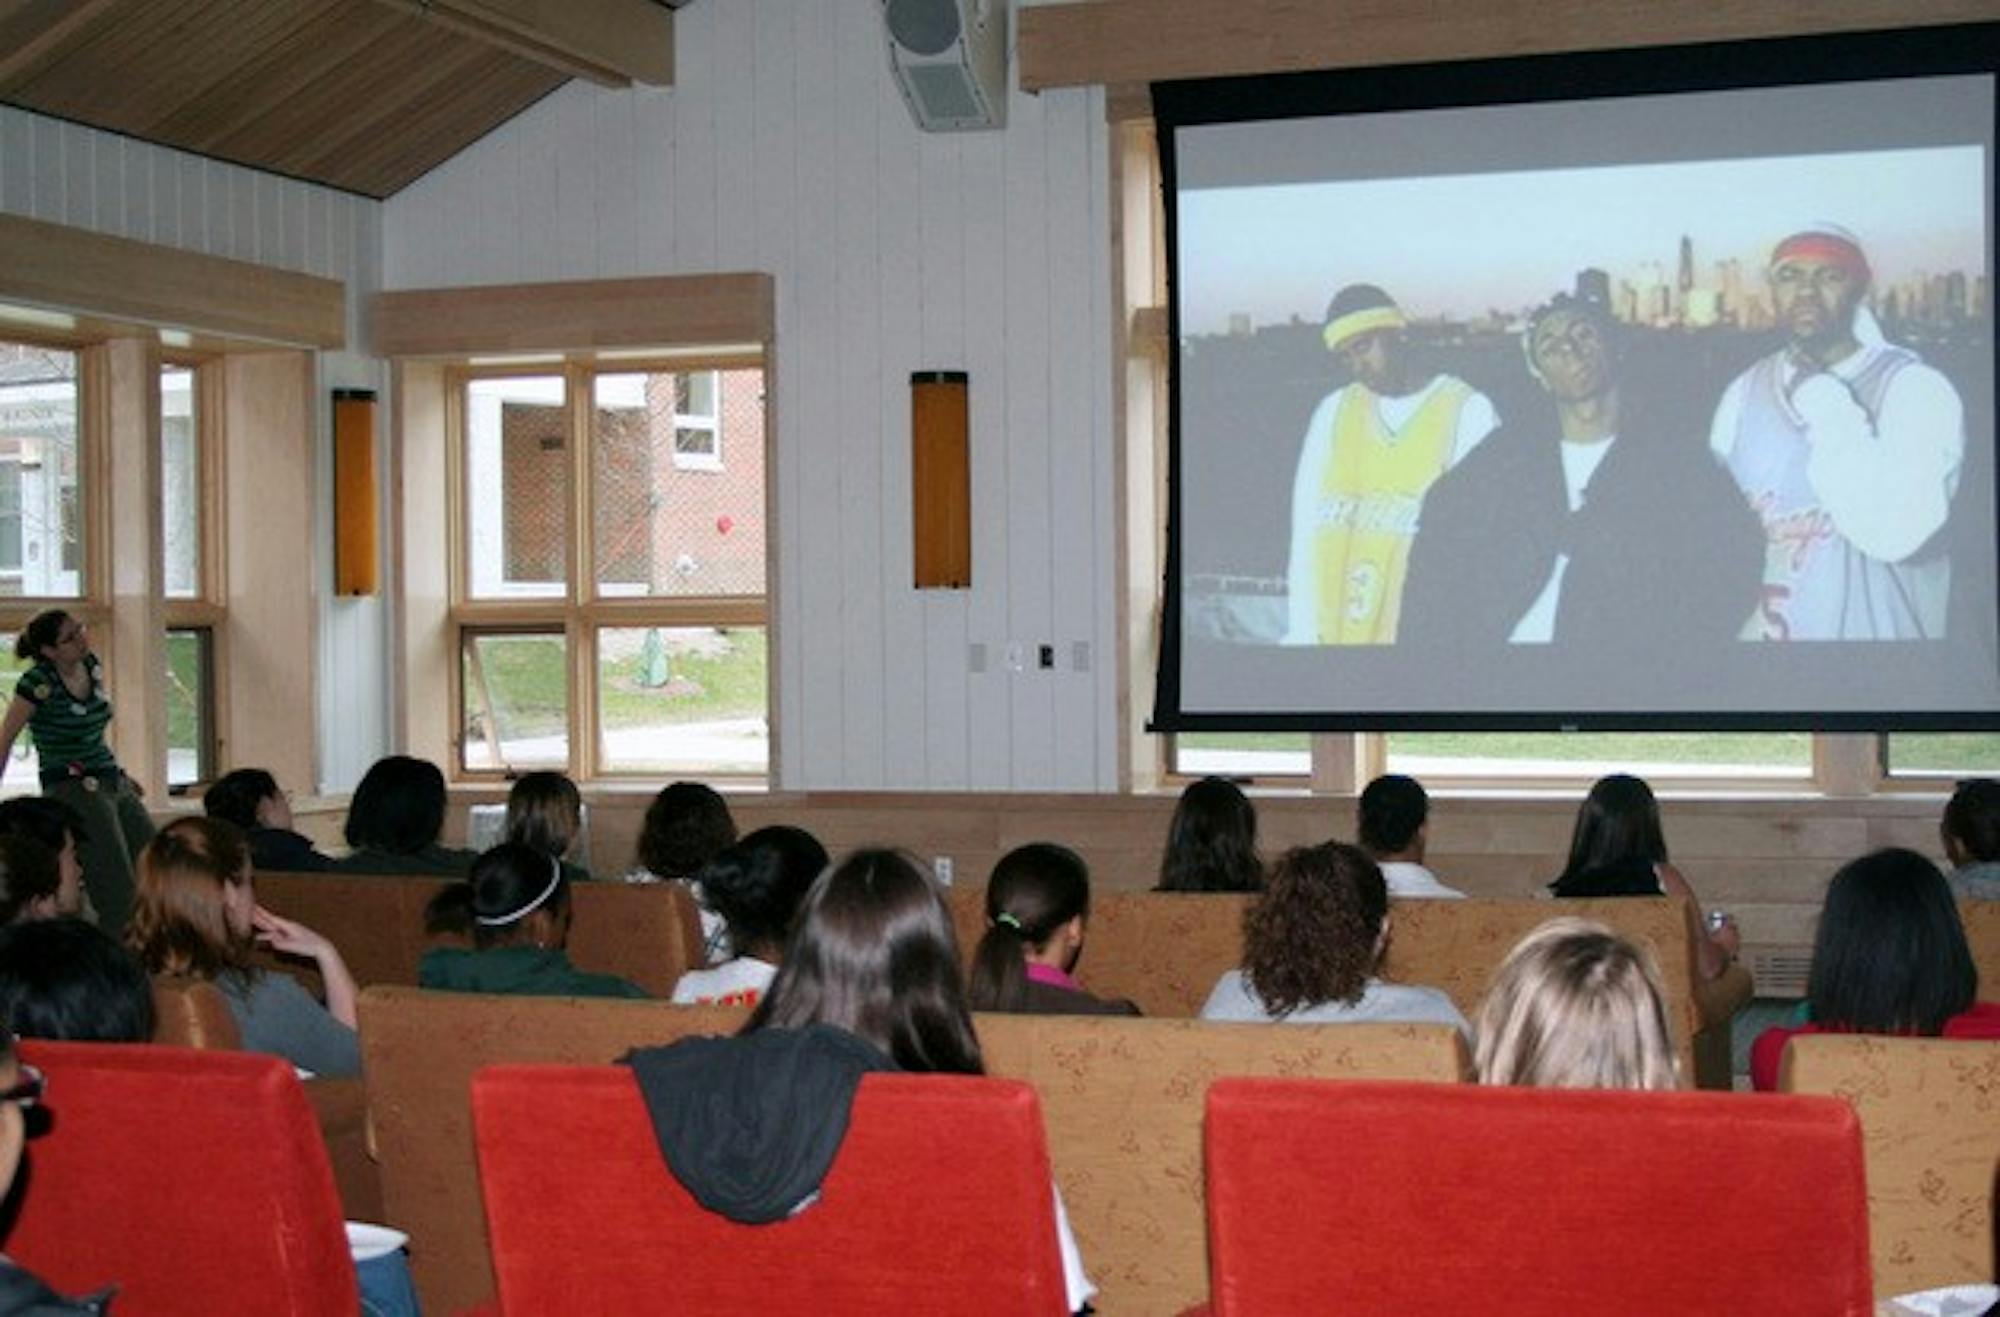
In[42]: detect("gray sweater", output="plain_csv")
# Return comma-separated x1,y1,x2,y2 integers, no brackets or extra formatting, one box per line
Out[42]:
217,970,361,1078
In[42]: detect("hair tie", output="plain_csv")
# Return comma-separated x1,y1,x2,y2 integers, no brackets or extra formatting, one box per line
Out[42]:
477,855,564,926
993,911,1025,934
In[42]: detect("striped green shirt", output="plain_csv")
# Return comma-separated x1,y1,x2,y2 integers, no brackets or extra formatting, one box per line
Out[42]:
16,654,118,785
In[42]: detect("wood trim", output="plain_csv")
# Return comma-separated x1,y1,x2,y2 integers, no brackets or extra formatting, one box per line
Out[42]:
371,275,776,359
1018,0,1998,91
394,361,455,769
97,338,167,798
0,214,345,350
219,352,316,792
368,0,673,88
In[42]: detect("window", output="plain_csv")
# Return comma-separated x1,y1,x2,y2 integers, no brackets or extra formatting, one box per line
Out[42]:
161,365,199,599
0,341,83,599
452,357,768,779
669,370,723,470
1884,732,2000,778
164,627,214,788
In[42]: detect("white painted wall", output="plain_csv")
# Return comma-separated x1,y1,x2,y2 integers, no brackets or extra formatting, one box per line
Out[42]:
383,0,1119,791
0,105,391,794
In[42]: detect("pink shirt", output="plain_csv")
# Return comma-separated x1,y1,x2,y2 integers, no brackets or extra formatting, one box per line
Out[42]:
1024,962,1084,992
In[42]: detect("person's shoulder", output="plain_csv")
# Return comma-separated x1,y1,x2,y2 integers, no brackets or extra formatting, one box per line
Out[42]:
1199,969,1258,1020
12,662,53,703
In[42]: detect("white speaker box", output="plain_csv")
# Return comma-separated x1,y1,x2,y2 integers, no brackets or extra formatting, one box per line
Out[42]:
883,0,1008,132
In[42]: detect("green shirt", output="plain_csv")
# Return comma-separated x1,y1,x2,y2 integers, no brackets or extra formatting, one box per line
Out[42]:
15,654,117,786
418,945,649,999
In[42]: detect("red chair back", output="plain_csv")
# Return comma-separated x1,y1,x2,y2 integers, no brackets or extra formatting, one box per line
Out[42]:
1204,1078,1874,1316
5,1042,357,1316
472,1065,1070,1315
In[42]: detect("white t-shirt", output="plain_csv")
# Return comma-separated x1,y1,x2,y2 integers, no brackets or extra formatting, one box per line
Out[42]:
670,957,776,1007
1509,435,1616,643
1377,860,1466,899
1199,971,1469,1036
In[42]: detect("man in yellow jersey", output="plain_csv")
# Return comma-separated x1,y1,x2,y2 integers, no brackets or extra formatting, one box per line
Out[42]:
1283,284,1497,645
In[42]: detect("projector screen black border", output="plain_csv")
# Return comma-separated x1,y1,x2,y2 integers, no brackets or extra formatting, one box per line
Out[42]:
1148,21,2000,734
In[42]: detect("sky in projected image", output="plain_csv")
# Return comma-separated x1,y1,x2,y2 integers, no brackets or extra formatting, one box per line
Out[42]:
1177,146,1986,337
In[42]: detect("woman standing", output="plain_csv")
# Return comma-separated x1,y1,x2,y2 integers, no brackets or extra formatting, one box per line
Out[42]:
0,611,153,933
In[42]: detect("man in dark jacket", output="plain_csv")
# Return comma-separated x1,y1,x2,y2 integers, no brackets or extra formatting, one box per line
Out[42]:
1401,290,1763,670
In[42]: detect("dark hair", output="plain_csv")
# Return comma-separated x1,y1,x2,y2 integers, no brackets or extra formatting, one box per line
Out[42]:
968,844,1092,1013
0,917,155,1042
344,755,448,853
0,834,61,925
1553,774,1668,890
1942,778,2000,864
440,842,573,951
746,849,983,1075
505,771,583,861
637,782,737,879
1807,848,1977,1035
204,768,281,832
697,826,828,959
0,796,84,855
1242,843,1388,1016
1157,776,1262,893
1357,774,1428,856
14,609,70,662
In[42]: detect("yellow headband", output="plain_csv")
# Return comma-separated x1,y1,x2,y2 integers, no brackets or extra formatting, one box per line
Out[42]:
1323,304,1405,352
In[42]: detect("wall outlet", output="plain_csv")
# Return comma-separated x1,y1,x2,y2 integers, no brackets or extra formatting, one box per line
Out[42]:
932,855,955,886
1038,643,1055,669
1071,640,1091,672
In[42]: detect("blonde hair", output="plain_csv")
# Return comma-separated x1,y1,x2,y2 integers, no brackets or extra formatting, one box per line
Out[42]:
126,817,253,980
1473,918,1679,1091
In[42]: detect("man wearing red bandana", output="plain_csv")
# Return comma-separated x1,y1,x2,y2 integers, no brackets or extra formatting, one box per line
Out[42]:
1709,225,1965,640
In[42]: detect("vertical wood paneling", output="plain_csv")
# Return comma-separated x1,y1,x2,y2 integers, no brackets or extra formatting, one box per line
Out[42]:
878,72,928,787
834,1,887,787
789,0,844,785
961,125,1015,791
379,0,1121,791
1002,92,1056,788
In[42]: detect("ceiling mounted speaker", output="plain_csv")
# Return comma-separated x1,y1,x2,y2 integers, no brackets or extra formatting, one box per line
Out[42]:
883,0,1008,132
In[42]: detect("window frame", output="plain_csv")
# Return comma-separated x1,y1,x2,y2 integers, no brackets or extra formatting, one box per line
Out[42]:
445,352,770,783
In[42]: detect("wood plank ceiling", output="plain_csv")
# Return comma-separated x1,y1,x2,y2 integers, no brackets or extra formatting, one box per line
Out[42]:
0,0,572,198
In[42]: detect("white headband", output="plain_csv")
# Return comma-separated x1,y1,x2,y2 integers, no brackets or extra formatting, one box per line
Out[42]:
475,855,563,926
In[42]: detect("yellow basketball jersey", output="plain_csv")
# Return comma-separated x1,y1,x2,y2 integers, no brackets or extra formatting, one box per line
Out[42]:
1308,379,1468,643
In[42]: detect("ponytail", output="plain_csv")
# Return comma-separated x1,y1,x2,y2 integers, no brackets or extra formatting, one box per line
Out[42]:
424,881,476,938
964,843,1091,1014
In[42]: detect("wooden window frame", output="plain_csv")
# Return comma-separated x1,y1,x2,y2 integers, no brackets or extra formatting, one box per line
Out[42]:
445,354,770,783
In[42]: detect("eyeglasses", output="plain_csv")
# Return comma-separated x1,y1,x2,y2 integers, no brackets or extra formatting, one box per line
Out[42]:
0,1062,44,1110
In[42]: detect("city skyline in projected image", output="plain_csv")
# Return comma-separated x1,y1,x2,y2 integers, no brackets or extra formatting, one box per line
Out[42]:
1177,145,1988,338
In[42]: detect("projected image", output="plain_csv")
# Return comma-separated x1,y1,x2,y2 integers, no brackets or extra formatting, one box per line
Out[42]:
1178,146,1988,653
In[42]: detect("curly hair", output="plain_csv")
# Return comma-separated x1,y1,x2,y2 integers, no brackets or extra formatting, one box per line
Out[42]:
1242,842,1387,1016
636,781,737,879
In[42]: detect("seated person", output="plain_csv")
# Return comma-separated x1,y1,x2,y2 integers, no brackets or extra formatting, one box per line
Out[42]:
1941,777,2000,900
0,797,88,922
331,756,477,877
127,818,360,1077
1356,774,1465,898
203,767,333,873
1200,842,1466,1033
0,1024,115,1313
0,833,72,925
1751,848,1997,1091
625,849,1095,1314
967,842,1138,1016
1474,918,1679,1090
626,781,738,963
505,770,592,882
1550,774,1743,996
0,917,155,1043
1156,775,1263,893
670,826,827,1007
420,843,647,999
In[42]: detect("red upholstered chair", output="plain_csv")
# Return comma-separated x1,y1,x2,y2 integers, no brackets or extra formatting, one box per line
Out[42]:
5,1041,358,1317
472,1064,1070,1315
1203,1078,1874,1316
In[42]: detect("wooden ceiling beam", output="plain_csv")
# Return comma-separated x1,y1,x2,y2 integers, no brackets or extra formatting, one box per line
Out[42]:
0,0,121,86
367,0,672,88
1018,0,2000,92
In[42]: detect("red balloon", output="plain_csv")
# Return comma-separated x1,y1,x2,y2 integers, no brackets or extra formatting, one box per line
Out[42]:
717,515,734,535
